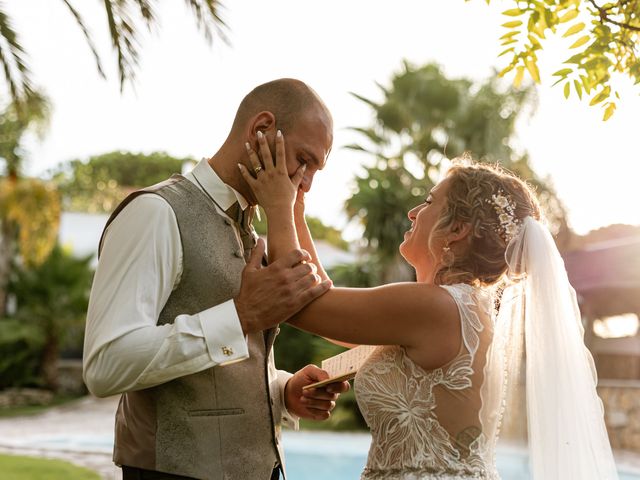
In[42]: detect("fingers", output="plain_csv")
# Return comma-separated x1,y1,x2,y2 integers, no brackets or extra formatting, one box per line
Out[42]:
326,380,351,394
275,129,286,171
237,163,256,188
245,238,265,270
290,261,318,281
298,279,332,304
276,248,312,269
300,396,336,413
257,130,274,171
244,142,263,176
291,164,306,190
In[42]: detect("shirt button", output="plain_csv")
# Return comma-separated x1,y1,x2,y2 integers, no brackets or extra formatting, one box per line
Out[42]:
221,346,234,356
234,249,244,258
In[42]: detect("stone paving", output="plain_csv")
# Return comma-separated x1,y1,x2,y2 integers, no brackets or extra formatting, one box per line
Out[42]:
0,395,120,479
0,395,639,479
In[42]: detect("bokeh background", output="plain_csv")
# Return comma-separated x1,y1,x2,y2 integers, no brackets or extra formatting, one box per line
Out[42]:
1,1,639,478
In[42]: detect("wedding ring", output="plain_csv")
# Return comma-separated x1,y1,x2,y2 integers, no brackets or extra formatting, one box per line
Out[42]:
254,165,263,175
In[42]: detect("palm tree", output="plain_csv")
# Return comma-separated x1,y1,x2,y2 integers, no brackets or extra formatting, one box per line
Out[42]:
0,1,227,108
345,61,568,283
0,92,59,316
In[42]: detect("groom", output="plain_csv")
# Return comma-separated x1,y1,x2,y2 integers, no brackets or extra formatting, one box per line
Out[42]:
83,78,348,480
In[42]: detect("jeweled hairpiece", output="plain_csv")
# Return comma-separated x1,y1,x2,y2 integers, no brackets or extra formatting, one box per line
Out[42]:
486,190,521,243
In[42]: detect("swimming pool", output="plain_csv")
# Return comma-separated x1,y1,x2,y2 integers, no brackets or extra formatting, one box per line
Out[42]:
283,431,640,480
13,430,640,479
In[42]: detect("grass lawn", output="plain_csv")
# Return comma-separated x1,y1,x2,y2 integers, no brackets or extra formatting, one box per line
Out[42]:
0,454,100,480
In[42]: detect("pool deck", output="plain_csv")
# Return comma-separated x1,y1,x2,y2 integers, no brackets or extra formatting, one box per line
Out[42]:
0,395,639,479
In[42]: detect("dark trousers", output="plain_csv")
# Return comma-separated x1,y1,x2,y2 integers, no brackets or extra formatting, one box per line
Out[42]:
122,465,282,480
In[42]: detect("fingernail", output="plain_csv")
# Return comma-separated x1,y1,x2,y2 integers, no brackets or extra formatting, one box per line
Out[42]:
276,129,282,138
237,163,242,170
322,280,332,288
245,142,251,150
257,131,263,139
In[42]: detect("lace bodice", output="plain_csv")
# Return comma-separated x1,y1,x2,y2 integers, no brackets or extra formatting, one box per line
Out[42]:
354,284,500,480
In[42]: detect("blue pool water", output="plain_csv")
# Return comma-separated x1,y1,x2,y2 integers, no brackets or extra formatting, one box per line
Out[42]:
19,430,640,479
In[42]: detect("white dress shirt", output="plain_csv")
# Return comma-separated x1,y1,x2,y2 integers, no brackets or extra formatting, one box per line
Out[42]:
83,159,297,427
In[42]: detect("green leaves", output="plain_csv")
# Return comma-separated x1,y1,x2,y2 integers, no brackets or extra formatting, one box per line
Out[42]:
514,66,525,87
553,68,573,77
558,10,579,23
589,86,610,106
485,0,638,116
569,35,590,49
502,20,523,28
0,1,229,106
502,8,524,16
603,102,616,121
574,79,583,99
525,57,540,83
563,22,586,37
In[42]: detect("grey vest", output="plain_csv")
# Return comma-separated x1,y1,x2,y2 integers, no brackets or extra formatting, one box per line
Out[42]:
100,175,285,480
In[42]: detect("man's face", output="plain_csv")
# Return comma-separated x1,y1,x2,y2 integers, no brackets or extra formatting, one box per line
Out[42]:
279,107,333,193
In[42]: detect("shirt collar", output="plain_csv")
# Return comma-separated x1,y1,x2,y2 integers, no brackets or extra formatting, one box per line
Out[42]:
189,158,249,211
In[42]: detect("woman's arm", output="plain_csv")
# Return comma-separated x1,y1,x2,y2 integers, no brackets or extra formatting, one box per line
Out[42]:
239,132,460,360
294,191,330,282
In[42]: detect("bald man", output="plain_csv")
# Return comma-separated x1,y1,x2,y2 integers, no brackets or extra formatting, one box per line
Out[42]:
83,79,349,480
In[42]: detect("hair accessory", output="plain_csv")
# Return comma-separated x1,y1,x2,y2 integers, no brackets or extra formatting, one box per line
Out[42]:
486,190,521,242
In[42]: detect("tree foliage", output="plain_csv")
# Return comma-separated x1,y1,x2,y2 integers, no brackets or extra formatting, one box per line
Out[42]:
0,1,227,109
0,93,59,316
0,178,61,266
52,151,191,213
345,61,567,283
480,0,640,119
7,244,93,389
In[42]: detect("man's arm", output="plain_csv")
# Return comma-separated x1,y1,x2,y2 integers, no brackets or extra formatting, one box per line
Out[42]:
83,195,249,397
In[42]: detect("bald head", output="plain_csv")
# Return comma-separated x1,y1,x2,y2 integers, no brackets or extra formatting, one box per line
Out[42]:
231,78,332,134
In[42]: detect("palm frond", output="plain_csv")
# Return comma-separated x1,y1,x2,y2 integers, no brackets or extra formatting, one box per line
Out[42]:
0,8,34,107
183,0,230,45
61,0,106,79
131,0,157,28
349,91,379,110
102,0,141,91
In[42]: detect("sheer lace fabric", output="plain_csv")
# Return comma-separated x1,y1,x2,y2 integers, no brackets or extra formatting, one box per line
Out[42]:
355,284,499,480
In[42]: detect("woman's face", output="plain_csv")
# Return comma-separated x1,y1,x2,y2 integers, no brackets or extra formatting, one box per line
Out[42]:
399,177,452,282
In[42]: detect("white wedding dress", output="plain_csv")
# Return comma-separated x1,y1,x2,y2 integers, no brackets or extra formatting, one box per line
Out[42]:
355,284,500,480
353,217,620,480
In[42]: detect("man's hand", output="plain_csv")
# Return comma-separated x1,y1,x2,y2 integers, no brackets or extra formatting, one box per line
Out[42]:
284,365,350,421
234,238,330,335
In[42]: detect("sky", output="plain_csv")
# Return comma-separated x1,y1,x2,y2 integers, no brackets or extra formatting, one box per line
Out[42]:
7,0,640,239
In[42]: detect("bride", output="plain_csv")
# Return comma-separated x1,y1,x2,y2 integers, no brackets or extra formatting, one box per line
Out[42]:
239,130,618,479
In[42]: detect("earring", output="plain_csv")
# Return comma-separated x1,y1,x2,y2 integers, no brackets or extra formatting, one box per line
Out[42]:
442,243,455,267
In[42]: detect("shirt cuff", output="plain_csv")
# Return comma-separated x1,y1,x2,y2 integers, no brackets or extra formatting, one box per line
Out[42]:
199,300,249,366
277,370,300,430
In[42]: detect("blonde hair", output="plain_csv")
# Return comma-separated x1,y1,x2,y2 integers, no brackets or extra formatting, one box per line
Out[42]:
430,161,542,286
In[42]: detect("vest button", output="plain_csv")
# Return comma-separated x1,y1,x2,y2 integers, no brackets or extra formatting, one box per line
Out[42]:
234,249,244,258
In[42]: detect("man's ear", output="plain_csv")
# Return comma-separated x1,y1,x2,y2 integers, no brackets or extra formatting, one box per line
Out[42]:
449,221,472,243
248,111,276,141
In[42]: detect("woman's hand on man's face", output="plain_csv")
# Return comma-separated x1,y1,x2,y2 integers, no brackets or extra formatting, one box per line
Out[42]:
238,130,305,215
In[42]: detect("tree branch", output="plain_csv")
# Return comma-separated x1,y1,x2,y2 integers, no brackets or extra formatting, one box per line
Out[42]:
587,0,640,32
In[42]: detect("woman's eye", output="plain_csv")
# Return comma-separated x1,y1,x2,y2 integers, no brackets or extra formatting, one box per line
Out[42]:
424,197,432,205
